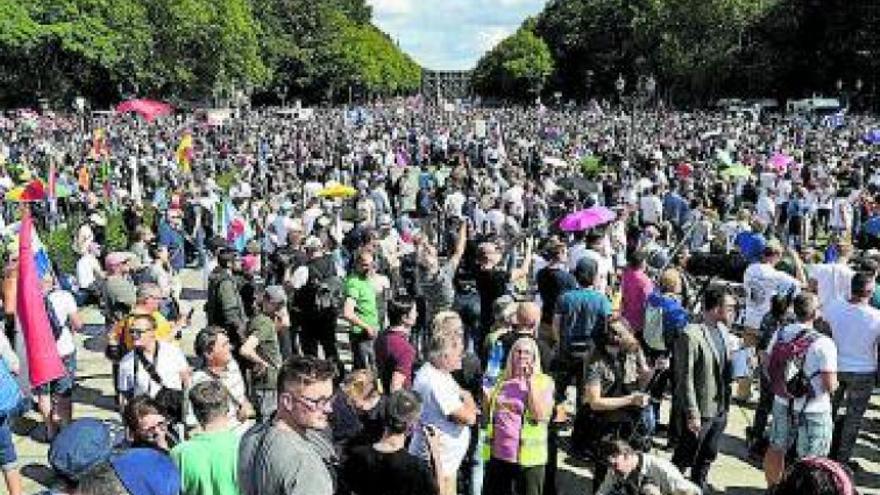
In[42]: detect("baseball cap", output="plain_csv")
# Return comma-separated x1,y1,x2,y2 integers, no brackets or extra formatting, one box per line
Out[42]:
111,448,181,495
304,236,323,251
48,418,118,482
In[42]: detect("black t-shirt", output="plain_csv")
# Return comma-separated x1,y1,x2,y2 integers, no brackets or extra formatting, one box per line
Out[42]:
342,445,438,495
536,266,578,324
475,267,510,330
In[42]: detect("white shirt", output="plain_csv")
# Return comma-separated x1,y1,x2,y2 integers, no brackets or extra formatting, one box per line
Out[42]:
767,323,837,413
639,195,663,225
47,290,78,357
809,263,854,310
823,300,880,373
76,254,102,289
743,263,800,329
118,342,188,397
409,362,470,476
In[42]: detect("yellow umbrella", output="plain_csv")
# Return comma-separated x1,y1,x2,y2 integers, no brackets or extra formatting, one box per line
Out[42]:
317,184,357,199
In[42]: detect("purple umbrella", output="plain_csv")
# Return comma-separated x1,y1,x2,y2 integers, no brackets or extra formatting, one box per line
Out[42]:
559,206,617,232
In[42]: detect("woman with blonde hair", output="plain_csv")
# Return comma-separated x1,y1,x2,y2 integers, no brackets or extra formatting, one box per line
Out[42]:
481,336,555,495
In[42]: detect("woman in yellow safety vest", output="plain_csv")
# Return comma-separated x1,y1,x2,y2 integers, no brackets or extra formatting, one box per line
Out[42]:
481,336,555,495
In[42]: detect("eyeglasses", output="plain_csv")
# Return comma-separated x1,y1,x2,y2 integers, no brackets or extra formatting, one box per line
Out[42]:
130,327,155,338
288,392,335,411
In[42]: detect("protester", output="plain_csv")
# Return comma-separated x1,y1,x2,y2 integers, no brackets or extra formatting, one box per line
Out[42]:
823,272,880,471
342,390,440,495
594,439,700,495
672,288,735,492
482,336,555,495
237,356,336,495
171,380,241,495
764,292,838,487
409,329,478,495
239,285,287,420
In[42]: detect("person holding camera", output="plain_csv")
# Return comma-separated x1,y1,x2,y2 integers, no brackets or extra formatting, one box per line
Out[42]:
577,318,656,488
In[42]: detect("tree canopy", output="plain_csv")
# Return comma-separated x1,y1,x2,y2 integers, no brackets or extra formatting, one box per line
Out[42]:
473,24,554,101
474,0,880,107
0,0,421,107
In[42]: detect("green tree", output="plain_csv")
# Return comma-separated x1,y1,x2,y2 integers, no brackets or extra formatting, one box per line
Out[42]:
473,25,554,101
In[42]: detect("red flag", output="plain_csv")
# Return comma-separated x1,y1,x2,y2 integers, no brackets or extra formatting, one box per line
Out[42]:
17,208,65,388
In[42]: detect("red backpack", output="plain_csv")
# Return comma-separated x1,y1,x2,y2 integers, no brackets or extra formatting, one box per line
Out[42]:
765,328,820,401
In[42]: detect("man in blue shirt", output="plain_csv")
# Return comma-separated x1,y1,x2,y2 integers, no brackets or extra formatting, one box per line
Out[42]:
553,257,612,405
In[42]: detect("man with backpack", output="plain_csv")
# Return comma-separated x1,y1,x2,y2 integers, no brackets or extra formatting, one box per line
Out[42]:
763,292,838,487
291,236,343,372
205,248,246,360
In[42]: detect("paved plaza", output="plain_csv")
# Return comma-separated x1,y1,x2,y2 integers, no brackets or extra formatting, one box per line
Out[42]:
9,269,880,494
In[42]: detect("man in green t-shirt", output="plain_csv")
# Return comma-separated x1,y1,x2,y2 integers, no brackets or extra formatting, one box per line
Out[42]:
343,250,380,370
171,380,242,495
240,285,287,420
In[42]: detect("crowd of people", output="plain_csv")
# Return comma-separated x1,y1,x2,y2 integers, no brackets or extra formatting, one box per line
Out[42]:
0,100,878,495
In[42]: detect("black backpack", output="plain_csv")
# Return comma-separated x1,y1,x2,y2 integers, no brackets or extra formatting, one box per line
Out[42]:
306,257,344,313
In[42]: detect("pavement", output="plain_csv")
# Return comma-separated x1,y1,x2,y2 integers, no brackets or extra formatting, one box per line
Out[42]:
10,268,880,494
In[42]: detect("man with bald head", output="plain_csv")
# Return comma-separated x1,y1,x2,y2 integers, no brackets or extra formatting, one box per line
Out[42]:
498,301,553,373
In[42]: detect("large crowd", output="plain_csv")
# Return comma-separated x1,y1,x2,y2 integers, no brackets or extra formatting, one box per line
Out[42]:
0,100,879,495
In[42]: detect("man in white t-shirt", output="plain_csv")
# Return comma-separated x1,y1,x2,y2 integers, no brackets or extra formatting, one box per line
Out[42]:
823,273,880,469
808,243,854,310
118,313,191,414
35,276,83,439
742,241,804,331
75,242,104,304
639,188,663,226
764,292,838,487
409,330,478,495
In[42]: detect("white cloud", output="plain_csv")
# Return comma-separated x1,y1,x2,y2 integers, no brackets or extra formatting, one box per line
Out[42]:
367,0,547,70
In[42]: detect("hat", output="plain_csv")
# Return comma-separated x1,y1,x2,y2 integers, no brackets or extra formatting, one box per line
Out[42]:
105,252,133,268
264,285,287,305
49,418,117,482
764,238,784,256
111,448,181,495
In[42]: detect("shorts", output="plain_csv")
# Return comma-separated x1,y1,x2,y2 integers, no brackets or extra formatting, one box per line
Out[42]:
768,401,832,457
34,353,76,397
0,416,17,470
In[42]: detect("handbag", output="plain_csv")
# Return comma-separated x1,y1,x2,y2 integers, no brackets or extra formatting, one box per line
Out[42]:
136,346,184,423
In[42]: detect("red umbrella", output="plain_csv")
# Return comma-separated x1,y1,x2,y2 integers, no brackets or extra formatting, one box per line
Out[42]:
115,99,172,122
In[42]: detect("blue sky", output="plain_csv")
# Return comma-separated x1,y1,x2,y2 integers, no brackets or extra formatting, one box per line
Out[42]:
367,0,548,71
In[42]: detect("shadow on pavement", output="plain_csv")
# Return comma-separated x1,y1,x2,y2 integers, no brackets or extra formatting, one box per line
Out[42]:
73,384,118,412
84,334,109,353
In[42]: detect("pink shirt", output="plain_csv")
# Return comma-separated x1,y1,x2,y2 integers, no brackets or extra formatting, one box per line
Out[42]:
621,267,653,334
490,376,553,464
